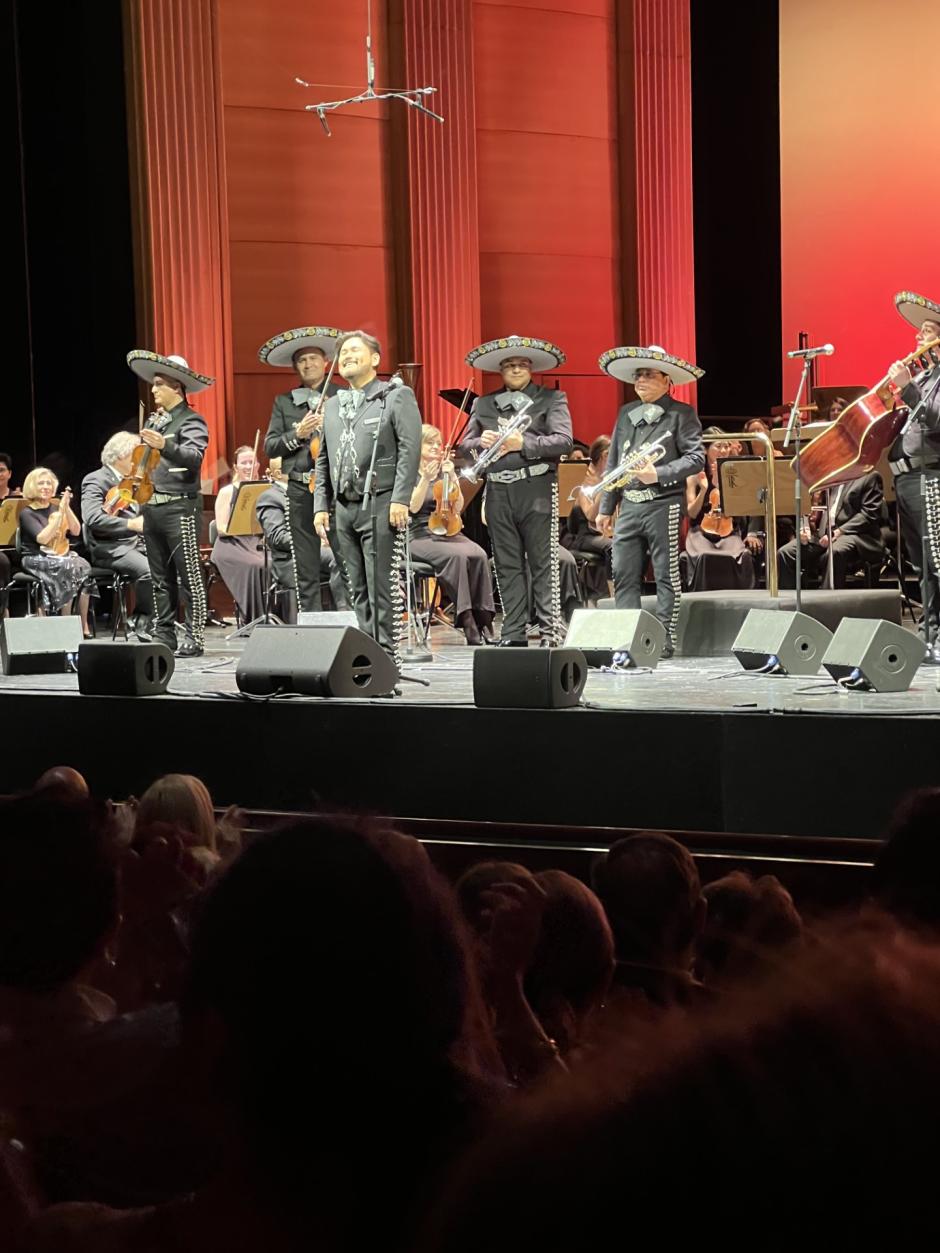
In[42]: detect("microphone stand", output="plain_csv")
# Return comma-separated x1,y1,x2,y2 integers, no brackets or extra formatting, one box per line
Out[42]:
783,354,814,614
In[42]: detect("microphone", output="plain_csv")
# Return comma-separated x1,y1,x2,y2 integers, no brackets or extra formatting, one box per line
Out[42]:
787,344,835,359
375,373,404,402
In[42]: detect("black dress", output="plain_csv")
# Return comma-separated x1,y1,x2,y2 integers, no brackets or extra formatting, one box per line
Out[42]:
683,489,756,591
409,486,495,625
19,505,97,612
210,485,265,623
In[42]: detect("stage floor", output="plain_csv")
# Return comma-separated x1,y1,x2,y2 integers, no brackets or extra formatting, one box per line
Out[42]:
1,622,938,841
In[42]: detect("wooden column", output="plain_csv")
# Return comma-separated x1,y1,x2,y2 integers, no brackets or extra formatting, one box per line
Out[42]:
124,0,232,485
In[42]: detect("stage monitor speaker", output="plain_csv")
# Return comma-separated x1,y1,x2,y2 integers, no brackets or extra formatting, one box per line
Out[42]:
473,647,587,709
732,609,833,676
1,616,83,675
77,641,175,696
235,624,397,697
564,608,666,668
822,617,926,692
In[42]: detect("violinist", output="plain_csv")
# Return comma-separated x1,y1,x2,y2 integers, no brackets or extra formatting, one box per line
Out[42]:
126,350,213,659
684,428,759,591
80,432,154,630
409,425,495,645
563,434,613,605
887,291,940,659
18,467,96,636
775,471,884,589
260,327,344,613
210,444,265,625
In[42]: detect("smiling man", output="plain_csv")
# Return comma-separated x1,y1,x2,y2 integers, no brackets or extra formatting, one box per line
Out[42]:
313,330,421,666
595,346,705,658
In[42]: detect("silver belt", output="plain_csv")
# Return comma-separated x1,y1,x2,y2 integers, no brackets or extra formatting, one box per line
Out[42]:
288,470,313,485
890,455,938,476
623,487,658,503
147,491,196,506
487,462,551,485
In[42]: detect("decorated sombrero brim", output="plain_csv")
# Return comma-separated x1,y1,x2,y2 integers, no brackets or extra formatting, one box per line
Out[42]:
258,326,345,368
894,291,940,331
599,345,704,386
127,350,214,393
465,335,565,374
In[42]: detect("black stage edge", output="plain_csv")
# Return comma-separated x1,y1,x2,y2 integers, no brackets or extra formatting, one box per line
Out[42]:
1,684,937,840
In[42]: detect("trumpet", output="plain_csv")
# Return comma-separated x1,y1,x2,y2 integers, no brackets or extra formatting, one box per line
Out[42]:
461,400,534,483
579,438,667,501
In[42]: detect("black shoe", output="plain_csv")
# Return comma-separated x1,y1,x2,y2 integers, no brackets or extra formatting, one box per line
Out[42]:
539,637,554,648
661,639,675,660
497,638,528,647
174,641,204,659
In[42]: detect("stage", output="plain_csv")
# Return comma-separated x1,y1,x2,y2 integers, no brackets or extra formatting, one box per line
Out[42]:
1,621,937,843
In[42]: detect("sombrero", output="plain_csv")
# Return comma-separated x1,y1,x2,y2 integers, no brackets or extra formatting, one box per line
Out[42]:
126,351,214,393
599,345,704,386
258,326,345,368
894,292,940,332
465,335,566,374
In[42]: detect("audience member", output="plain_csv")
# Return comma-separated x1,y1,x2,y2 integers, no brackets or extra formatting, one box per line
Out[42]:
871,787,940,930
591,832,710,1011
33,767,90,800
696,869,802,986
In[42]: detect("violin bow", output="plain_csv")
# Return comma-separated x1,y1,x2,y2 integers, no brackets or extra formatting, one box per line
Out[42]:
444,378,475,454
251,426,261,478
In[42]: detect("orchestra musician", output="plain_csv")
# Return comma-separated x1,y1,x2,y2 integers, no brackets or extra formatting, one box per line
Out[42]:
210,445,265,626
80,431,154,631
887,292,940,660
313,331,422,665
462,336,573,647
18,468,96,636
126,351,212,659
409,424,495,645
595,346,705,658
776,472,885,589
260,327,344,613
684,428,760,591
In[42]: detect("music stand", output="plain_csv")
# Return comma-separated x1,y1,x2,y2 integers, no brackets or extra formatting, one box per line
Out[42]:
0,499,24,547
224,481,281,639
718,457,801,597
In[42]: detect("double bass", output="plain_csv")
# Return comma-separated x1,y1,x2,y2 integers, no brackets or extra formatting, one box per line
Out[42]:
795,337,940,494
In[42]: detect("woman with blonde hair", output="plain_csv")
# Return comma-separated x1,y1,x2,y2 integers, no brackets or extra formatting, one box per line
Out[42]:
19,466,97,636
210,444,266,624
134,773,224,875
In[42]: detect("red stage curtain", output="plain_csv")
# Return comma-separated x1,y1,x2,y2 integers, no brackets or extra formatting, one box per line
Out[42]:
124,0,232,486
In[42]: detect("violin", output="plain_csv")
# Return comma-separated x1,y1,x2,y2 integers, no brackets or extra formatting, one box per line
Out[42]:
45,487,73,557
103,409,162,515
700,486,734,538
428,453,463,536
306,354,340,495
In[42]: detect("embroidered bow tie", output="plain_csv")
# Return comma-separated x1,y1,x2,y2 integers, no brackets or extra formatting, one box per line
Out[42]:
292,386,324,407
631,403,664,426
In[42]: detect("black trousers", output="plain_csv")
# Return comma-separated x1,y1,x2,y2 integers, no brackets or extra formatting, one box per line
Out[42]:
142,497,206,648
486,473,559,642
611,496,682,642
895,469,940,633
333,492,405,662
286,479,322,612
109,546,154,621
777,531,882,589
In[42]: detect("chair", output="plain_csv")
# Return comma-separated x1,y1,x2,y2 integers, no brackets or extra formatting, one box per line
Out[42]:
9,530,42,615
81,524,131,640
204,519,231,626
400,557,439,646
572,548,607,604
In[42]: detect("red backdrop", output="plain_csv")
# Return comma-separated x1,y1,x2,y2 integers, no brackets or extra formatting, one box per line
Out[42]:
780,0,940,401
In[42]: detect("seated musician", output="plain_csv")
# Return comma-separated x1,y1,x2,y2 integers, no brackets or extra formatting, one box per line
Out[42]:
409,425,495,645
0,451,18,596
563,434,613,605
80,432,154,631
776,471,885,588
19,467,96,636
256,458,347,619
210,445,265,625
744,417,783,457
684,428,759,591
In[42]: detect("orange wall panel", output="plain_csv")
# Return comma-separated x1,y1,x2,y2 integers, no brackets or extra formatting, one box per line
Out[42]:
780,0,940,396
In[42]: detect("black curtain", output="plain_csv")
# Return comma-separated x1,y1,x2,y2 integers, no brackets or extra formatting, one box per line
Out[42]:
691,0,781,422
7,0,137,492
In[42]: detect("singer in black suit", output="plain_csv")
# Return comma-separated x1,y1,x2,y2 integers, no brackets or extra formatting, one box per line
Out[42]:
80,431,154,625
776,471,885,588
313,331,421,663
260,328,343,612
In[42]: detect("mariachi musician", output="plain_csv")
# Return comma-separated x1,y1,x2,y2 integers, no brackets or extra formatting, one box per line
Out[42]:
594,346,705,657
887,291,940,662
260,326,344,613
462,335,573,647
126,351,212,658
